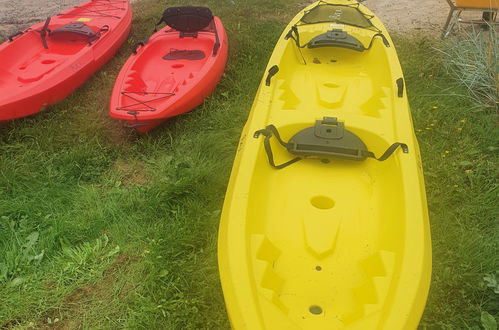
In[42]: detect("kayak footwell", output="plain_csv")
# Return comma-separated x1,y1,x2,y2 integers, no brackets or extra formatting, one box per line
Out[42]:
253,233,396,325
241,154,404,328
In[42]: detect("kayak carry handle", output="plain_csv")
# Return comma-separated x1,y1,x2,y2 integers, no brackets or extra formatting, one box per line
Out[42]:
132,38,149,55
265,65,279,86
8,31,24,42
396,78,404,98
212,20,220,56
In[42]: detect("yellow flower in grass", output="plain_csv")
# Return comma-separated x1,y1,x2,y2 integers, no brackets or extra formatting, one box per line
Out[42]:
431,106,438,110
465,169,473,174
460,119,466,124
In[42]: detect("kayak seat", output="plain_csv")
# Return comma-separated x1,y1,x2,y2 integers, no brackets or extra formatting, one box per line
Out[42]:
254,117,408,169
160,7,213,33
163,49,206,60
155,6,221,56
49,22,101,43
308,29,365,52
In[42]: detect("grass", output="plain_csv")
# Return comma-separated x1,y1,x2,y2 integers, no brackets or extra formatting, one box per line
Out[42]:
0,0,497,329
438,27,498,109
396,35,498,329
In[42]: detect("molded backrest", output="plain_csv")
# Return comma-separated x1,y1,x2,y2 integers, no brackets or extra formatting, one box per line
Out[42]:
162,6,213,32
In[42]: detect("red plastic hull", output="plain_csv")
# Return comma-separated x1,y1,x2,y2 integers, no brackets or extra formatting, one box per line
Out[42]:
109,17,228,133
0,0,132,122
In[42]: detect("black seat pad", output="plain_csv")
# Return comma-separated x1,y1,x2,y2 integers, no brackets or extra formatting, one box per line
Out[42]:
163,49,206,60
49,22,98,42
162,6,213,32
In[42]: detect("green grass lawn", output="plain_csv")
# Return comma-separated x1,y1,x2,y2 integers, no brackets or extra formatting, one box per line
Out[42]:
1,0,497,329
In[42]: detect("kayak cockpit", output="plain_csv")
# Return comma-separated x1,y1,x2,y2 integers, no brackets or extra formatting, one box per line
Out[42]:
242,125,407,328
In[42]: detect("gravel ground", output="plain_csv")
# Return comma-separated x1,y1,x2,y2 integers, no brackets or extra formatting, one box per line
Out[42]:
0,0,489,39
0,0,138,38
0,0,82,38
363,0,450,34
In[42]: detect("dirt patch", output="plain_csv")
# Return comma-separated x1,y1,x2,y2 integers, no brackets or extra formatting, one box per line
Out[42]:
113,158,150,186
0,319,23,330
234,0,483,36
362,0,450,34
36,254,139,330
106,121,138,147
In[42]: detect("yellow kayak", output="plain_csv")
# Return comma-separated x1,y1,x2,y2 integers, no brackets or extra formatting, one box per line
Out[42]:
218,1,431,329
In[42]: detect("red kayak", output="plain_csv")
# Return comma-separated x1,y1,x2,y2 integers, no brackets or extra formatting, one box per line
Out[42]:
0,0,132,122
109,6,228,133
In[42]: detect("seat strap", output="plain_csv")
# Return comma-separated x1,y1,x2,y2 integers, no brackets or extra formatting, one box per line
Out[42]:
254,125,302,169
362,142,409,161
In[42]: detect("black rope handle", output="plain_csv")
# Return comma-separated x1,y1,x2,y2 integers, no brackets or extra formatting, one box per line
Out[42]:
8,31,24,42
132,38,148,54
254,125,301,169
87,25,110,45
362,143,409,161
212,20,220,56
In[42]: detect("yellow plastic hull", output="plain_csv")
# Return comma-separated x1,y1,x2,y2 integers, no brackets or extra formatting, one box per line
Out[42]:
218,1,432,329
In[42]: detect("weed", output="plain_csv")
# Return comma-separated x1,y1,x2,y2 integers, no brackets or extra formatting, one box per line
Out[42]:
438,28,498,110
